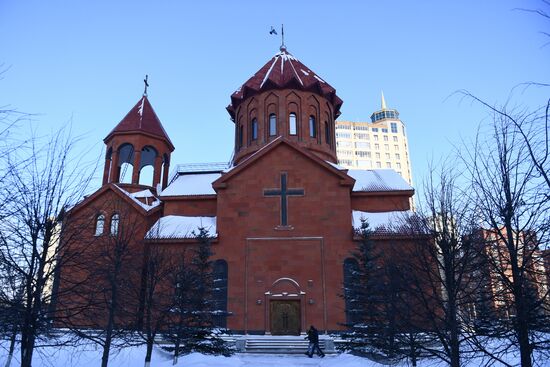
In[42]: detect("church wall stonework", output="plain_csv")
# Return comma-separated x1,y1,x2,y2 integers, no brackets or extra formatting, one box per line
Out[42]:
162,196,217,217
214,143,354,332
350,192,411,212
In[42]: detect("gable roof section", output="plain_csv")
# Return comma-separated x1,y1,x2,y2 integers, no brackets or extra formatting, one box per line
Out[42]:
104,96,174,150
212,137,355,189
68,183,163,217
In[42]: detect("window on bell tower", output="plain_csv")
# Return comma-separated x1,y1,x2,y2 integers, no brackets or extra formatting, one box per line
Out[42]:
309,116,316,138
289,113,297,135
251,118,258,141
238,125,244,148
269,114,277,136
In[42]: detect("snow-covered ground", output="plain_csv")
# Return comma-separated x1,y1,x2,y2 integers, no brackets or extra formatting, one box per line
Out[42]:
0,340,547,367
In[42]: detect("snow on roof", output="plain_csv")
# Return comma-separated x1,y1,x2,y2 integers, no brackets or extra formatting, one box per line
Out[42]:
347,169,413,192
326,160,346,170
146,215,217,239
161,172,220,196
131,189,155,198
352,210,414,234
113,185,161,211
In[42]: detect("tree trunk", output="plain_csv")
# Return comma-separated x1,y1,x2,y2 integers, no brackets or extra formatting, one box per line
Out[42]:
505,223,533,367
20,331,35,367
173,338,180,365
101,284,118,367
409,333,417,367
101,330,113,367
5,326,17,367
144,336,153,367
517,326,532,367
444,247,460,367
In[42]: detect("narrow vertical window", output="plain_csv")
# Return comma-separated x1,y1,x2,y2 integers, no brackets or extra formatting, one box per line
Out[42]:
94,214,105,236
239,125,244,148
324,121,330,145
309,116,316,138
251,118,258,141
110,214,120,235
269,114,277,136
289,113,297,135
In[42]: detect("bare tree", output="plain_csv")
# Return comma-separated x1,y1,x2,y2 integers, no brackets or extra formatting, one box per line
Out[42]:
58,194,148,367
0,125,95,367
136,245,174,367
461,111,550,367
402,162,487,367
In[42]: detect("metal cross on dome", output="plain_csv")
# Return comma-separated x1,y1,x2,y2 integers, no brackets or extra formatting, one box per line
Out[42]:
143,75,149,96
264,172,304,227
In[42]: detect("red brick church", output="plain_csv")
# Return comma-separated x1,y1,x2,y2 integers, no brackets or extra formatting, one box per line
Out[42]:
62,46,415,335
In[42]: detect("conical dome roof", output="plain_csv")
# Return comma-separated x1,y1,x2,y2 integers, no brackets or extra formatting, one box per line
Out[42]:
227,48,343,118
104,96,174,150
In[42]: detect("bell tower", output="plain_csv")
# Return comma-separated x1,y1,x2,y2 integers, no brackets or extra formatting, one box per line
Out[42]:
227,47,343,165
102,91,174,192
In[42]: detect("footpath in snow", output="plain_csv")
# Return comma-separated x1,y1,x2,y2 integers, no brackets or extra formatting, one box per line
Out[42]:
0,340,539,367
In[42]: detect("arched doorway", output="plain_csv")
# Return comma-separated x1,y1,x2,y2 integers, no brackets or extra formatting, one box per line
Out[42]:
265,278,305,335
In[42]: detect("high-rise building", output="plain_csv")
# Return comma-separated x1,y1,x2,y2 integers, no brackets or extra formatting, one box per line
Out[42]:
335,93,413,185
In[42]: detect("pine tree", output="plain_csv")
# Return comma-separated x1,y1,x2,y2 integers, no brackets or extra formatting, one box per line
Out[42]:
163,227,232,364
340,219,384,355
340,220,424,364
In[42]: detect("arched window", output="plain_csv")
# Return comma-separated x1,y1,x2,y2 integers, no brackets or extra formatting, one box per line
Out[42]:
309,116,316,138
94,214,105,236
251,118,258,141
212,259,229,328
324,121,330,145
238,125,244,148
343,258,359,326
110,213,120,235
269,113,277,136
289,113,297,135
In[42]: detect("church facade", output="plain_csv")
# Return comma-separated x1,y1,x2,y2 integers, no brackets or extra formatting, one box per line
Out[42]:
61,46,415,335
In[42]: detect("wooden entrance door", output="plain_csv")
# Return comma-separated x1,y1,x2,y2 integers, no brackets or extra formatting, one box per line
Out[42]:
270,300,301,335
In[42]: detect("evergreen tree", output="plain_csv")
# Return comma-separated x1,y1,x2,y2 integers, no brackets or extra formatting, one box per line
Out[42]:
340,219,426,365
340,220,386,356
163,227,232,365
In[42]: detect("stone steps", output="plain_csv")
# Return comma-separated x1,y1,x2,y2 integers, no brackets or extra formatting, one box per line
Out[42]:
235,335,336,354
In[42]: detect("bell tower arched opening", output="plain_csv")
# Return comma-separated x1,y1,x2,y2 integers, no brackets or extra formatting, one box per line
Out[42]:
117,143,135,184
138,145,158,186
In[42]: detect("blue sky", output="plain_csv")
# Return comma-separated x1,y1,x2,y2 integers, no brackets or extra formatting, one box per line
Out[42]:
1,0,548,189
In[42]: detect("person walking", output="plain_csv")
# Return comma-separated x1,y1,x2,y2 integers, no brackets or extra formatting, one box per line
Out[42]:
305,325,325,358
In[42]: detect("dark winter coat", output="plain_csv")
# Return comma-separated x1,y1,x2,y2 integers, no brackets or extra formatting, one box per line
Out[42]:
306,327,319,343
